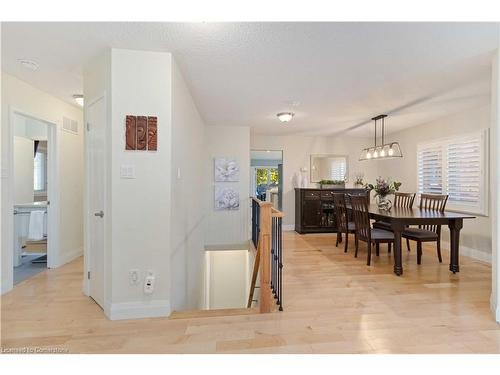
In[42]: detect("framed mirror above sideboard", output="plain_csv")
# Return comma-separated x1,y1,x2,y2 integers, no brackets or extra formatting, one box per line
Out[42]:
310,154,348,183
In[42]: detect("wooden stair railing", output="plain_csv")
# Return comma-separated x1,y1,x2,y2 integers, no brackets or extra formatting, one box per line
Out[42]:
248,197,284,313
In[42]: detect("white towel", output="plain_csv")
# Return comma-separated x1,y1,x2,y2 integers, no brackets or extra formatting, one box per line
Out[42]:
28,210,45,241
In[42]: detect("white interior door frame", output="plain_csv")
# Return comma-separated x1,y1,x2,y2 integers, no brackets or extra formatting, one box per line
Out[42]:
82,93,107,304
4,106,60,292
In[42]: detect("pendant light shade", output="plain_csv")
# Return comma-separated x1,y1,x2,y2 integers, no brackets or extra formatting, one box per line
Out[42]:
359,115,403,161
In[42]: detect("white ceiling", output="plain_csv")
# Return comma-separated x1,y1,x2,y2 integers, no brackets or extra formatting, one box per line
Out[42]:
1,22,498,136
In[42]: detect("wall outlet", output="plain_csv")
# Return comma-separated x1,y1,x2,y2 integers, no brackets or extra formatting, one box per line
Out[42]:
129,269,140,285
144,271,155,294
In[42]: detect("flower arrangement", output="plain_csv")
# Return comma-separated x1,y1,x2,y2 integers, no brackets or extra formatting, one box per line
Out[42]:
366,177,402,198
353,172,364,186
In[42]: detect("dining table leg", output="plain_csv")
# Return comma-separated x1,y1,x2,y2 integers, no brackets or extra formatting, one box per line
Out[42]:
391,221,405,276
448,218,463,274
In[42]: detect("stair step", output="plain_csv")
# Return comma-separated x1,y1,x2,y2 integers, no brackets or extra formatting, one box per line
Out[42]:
169,307,258,320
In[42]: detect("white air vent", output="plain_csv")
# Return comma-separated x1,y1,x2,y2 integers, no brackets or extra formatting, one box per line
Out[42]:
62,116,79,135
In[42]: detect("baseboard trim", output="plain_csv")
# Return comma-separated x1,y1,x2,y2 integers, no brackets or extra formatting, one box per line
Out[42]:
490,294,500,324
52,246,83,268
108,299,171,320
282,224,295,231
441,241,491,264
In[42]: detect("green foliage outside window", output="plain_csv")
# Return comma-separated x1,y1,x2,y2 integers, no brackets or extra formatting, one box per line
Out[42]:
269,169,279,184
256,169,269,185
256,168,279,186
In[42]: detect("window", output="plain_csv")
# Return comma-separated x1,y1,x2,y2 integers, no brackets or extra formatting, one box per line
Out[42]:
255,168,278,188
33,150,47,192
417,130,488,215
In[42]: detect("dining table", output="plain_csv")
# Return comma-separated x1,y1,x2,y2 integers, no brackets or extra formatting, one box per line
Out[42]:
350,204,475,276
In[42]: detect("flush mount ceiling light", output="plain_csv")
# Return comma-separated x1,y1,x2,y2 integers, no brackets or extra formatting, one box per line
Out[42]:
18,59,39,71
277,112,294,123
359,114,403,161
73,94,84,107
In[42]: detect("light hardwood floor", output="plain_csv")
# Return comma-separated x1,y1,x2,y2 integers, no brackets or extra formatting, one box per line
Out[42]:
2,232,499,353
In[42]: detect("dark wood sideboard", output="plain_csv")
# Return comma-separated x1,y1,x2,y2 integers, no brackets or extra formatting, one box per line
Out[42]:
294,188,369,234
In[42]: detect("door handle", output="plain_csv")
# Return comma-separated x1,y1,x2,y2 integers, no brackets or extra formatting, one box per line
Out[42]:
94,211,104,218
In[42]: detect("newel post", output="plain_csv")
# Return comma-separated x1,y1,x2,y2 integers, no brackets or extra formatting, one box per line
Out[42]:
259,202,273,313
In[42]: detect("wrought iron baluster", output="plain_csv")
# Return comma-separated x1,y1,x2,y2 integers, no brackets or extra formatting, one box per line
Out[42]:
278,217,283,311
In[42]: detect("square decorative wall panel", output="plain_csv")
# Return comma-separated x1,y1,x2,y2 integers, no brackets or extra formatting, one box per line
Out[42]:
125,115,158,151
214,158,240,182
214,186,240,211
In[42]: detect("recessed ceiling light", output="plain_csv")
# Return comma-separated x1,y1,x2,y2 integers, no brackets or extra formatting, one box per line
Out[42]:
277,112,294,123
73,94,84,107
18,59,39,71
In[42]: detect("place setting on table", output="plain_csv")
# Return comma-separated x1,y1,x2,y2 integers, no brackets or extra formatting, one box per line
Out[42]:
342,177,475,276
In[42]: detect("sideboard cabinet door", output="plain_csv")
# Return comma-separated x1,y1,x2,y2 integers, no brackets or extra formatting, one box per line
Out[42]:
302,199,322,227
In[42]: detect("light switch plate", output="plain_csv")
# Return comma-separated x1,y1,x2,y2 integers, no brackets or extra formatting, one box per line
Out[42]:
120,165,136,179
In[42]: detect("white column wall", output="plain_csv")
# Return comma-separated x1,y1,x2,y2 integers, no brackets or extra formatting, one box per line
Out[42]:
108,49,172,319
491,48,500,323
204,126,250,247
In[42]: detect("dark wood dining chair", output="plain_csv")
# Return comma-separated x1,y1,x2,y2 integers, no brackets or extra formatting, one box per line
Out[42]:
350,195,394,266
372,192,416,231
372,192,416,252
333,193,356,253
402,193,448,264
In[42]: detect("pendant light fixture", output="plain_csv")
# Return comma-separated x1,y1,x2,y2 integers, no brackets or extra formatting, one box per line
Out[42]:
359,114,403,161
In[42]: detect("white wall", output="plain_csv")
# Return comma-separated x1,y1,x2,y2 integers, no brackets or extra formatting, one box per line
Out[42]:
84,54,254,317
205,126,250,246
1,73,84,294
491,47,500,323
170,60,206,311
83,50,253,318
204,250,248,309
377,105,492,262
13,136,34,205
108,49,172,318
250,134,378,227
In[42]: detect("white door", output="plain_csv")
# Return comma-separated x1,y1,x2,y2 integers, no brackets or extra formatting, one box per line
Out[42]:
87,97,105,308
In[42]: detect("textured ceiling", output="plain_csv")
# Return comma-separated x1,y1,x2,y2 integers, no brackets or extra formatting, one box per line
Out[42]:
1,22,498,136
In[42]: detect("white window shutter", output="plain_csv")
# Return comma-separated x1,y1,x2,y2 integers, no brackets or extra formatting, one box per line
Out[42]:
417,146,443,195
447,136,481,205
417,130,488,215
